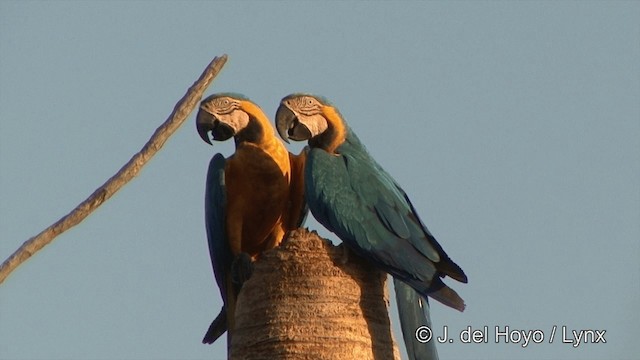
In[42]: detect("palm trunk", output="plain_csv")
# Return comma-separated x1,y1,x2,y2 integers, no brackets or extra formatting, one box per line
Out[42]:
230,228,400,360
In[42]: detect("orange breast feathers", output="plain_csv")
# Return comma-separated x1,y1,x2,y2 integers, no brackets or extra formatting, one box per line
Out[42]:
223,137,302,260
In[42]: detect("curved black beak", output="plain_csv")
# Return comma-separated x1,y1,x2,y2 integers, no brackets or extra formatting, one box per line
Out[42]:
196,109,235,144
275,104,312,143
275,105,295,143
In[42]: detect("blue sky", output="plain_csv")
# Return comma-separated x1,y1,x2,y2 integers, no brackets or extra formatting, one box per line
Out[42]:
1,2,638,359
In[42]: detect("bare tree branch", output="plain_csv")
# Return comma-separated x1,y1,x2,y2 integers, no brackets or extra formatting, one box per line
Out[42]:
0,54,228,285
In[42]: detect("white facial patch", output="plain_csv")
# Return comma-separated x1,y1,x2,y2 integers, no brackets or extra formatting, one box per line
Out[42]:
221,109,250,133
299,113,328,137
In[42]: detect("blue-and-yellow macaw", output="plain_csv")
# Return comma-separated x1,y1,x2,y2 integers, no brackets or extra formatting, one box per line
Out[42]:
196,93,307,346
275,94,467,360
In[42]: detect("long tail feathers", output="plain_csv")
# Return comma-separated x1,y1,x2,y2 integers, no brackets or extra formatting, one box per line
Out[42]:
202,308,227,344
203,253,253,346
394,278,439,360
203,254,253,346
429,285,466,312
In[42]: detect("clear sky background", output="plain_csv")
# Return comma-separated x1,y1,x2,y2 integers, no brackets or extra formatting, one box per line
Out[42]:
1,2,638,360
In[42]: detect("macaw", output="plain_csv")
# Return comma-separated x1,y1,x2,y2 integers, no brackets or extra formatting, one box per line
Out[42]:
275,94,467,360
196,93,307,346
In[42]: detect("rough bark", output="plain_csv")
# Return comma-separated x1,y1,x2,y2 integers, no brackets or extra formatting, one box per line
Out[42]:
231,228,400,360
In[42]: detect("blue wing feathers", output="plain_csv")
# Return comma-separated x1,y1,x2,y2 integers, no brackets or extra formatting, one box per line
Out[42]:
201,154,231,345
374,201,411,239
303,113,465,356
401,190,467,283
205,153,232,303
306,129,466,298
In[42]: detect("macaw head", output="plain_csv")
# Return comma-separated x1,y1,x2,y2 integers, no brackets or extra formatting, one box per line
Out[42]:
275,94,346,153
196,93,267,145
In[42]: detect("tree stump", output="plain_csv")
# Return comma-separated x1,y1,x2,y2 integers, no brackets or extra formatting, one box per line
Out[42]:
230,228,400,360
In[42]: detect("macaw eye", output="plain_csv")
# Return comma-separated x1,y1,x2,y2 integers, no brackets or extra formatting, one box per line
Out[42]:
223,99,229,105
306,98,314,105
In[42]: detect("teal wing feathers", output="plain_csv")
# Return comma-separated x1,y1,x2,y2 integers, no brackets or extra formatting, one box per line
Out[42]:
202,153,231,344
305,131,466,297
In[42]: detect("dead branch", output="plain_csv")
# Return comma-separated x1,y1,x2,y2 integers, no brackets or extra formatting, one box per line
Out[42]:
0,54,228,285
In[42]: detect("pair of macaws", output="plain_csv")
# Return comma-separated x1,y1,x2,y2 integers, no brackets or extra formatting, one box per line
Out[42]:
196,93,467,360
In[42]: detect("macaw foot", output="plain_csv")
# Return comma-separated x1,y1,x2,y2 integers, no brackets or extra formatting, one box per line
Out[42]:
335,243,350,265
231,252,254,288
